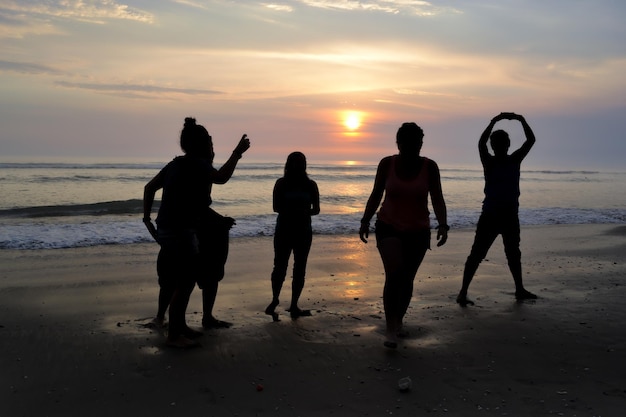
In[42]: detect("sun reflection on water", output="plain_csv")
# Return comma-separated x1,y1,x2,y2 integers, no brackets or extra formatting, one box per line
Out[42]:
342,280,364,299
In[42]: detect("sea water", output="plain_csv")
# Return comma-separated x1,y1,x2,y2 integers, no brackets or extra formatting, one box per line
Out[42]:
0,160,624,249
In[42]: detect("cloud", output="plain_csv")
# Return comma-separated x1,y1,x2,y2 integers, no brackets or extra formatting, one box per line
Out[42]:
263,3,294,13
172,0,210,10
0,11,62,39
0,0,154,24
54,80,224,99
0,60,64,75
297,0,460,16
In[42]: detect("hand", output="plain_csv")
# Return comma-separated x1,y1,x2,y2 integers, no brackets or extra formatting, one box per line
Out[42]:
143,219,159,243
436,228,448,247
234,134,251,155
513,113,526,122
359,222,370,243
499,112,525,121
223,216,236,229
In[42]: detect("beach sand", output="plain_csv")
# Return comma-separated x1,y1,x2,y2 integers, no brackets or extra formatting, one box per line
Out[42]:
1,224,625,416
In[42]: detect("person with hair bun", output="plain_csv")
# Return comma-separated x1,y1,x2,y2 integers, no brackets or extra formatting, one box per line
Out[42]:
359,122,448,349
143,117,250,348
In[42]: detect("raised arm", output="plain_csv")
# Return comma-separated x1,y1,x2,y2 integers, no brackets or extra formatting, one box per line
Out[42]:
479,113,507,160
511,113,536,160
359,157,391,243
212,134,251,184
428,160,448,247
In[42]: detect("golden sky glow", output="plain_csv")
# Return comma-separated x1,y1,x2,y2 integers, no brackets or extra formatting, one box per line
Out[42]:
0,1,624,169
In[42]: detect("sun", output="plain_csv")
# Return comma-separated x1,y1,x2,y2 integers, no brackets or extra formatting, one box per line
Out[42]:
343,111,362,131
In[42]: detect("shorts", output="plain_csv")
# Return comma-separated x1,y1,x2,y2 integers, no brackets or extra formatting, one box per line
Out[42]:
156,228,200,288
374,220,431,251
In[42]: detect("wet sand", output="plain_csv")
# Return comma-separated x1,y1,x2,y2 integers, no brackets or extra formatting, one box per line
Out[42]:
1,224,625,416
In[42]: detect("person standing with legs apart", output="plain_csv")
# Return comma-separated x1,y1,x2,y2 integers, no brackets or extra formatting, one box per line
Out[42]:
143,117,250,347
359,123,448,349
456,112,537,306
265,152,320,321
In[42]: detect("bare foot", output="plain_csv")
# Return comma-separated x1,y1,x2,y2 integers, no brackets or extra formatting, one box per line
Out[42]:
287,307,312,319
384,332,398,349
456,293,475,307
515,289,537,300
265,300,280,322
144,316,166,329
202,317,233,329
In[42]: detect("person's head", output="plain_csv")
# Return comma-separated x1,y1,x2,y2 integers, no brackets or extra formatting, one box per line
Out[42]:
396,122,424,156
284,151,308,179
490,129,510,156
180,117,213,160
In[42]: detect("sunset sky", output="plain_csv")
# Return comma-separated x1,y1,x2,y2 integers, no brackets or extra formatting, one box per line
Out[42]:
1,1,625,169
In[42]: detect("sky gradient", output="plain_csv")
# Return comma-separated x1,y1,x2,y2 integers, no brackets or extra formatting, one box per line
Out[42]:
1,1,625,169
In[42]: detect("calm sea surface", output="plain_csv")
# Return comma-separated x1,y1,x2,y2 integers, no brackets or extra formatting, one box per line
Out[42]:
1,160,624,249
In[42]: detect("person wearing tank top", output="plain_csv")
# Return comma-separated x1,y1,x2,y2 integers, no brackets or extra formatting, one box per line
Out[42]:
359,122,449,349
377,155,431,231
456,113,537,307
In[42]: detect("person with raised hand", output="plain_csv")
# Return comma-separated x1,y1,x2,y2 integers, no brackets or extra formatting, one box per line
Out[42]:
143,117,250,347
456,112,537,306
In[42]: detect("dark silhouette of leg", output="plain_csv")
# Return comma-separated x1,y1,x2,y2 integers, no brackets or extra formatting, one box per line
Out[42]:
458,214,498,306
502,215,537,300
155,247,176,326
266,232,291,321
199,273,231,328
396,244,426,327
288,232,312,318
201,280,232,328
167,277,198,347
156,287,174,324
198,223,231,328
156,231,202,347
378,236,404,348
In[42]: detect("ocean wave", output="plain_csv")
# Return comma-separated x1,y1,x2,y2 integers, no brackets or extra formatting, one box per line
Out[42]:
1,208,624,250
2,162,624,250
525,169,600,175
0,200,146,218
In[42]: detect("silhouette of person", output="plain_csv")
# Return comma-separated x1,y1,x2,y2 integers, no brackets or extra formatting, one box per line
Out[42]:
265,152,320,321
456,112,537,306
359,123,448,348
143,117,250,347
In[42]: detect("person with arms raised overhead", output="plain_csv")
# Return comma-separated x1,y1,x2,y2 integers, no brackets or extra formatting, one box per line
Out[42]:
456,112,537,306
